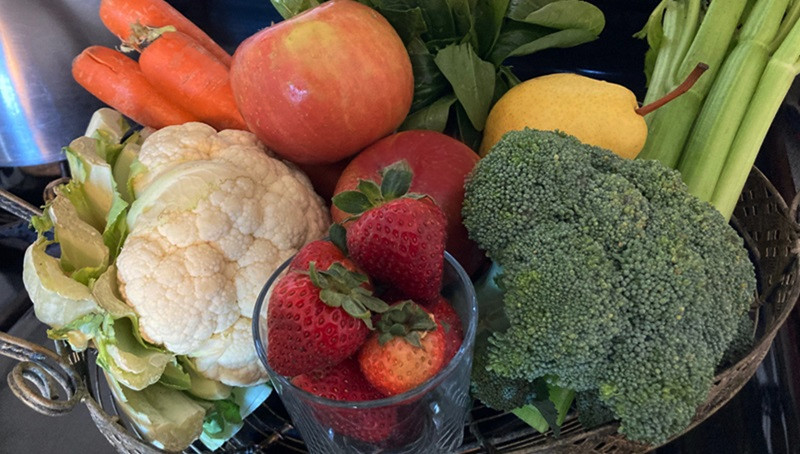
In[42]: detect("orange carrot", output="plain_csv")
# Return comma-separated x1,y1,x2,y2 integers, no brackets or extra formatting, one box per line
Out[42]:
137,29,248,131
98,0,232,66
72,45,198,129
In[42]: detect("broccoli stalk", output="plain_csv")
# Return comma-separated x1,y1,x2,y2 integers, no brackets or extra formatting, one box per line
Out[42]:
462,129,756,444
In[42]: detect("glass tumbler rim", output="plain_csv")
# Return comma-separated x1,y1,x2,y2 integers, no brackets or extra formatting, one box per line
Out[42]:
251,250,478,410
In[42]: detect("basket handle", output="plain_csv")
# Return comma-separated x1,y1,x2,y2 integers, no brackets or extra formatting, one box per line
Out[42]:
0,331,86,416
790,190,800,226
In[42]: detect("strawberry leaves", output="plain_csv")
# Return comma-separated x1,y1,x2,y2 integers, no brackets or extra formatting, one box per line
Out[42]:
307,262,389,329
332,160,421,217
375,301,438,347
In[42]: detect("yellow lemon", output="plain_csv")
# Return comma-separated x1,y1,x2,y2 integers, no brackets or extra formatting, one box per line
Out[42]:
479,73,647,159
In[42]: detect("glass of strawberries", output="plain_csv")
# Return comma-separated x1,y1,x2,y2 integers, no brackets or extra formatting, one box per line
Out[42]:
252,163,478,453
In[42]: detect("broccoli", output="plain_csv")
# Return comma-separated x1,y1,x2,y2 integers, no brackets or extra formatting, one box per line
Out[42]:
463,129,756,444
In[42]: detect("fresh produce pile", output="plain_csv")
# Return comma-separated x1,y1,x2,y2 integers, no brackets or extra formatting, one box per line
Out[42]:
19,0,797,451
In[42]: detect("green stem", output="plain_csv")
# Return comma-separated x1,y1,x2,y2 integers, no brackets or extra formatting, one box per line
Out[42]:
711,14,800,220
636,0,748,167
770,0,800,51
667,0,702,89
676,0,789,201
643,1,689,106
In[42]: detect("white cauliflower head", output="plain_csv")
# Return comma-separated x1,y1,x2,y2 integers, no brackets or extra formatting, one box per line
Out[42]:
117,123,329,386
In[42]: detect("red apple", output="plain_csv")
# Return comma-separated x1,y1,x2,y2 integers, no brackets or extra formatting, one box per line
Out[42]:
332,130,486,276
229,0,413,165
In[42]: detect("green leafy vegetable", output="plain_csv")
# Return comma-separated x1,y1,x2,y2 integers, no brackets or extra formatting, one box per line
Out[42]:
268,0,605,150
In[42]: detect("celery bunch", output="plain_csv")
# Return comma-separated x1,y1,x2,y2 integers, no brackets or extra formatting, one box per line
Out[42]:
637,0,800,220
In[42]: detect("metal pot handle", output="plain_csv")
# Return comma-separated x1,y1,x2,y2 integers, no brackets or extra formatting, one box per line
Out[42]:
0,331,86,416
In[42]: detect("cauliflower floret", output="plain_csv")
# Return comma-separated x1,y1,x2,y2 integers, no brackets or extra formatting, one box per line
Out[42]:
192,318,266,387
117,123,329,386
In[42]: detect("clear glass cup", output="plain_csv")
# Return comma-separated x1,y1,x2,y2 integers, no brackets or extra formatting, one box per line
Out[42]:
252,251,478,454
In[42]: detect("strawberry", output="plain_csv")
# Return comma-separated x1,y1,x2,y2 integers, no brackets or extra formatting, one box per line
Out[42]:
425,295,464,364
332,161,447,302
266,262,389,376
292,357,396,442
290,239,353,273
357,301,446,396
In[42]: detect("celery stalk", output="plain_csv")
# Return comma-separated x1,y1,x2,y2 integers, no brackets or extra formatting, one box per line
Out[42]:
711,14,800,220
677,0,789,201
636,0,747,167
641,1,690,106
667,0,701,90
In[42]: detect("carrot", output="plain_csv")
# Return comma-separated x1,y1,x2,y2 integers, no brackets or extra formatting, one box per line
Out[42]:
137,29,248,131
98,0,232,66
72,45,198,129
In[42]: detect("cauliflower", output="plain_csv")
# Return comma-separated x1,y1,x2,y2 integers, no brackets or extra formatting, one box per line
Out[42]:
116,122,329,386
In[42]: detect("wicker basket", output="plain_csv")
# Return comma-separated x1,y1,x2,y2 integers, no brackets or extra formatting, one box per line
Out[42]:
1,166,798,454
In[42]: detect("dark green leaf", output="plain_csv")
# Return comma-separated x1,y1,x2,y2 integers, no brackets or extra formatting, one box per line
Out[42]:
408,39,451,112
400,94,457,132
332,190,372,215
490,20,599,64
269,0,320,20
448,0,477,47
357,180,383,205
506,0,560,19
506,28,599,59
487,21,550,64
380,161,413,199
434,43,496,130
328,223,348,256
377,5,428,43
527,378,561,436
473,0,511,58
491,66,518,105
454,103,484,151
509,0,604,36
417,0,458,40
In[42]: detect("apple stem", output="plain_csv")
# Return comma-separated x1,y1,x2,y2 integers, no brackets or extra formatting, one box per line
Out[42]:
635,63,709,116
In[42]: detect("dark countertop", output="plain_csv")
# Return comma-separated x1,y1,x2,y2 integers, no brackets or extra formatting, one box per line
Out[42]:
1,1,799,453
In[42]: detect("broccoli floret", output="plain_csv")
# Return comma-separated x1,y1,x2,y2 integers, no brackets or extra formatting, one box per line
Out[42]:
463,129,756,445
471,333,547,410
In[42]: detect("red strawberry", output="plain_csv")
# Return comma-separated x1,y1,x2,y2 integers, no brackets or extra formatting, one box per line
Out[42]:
425,296,464,364
357,301,446,396
292,358,396,442
267,263,389,376
333,161,447,302
290,239,353,273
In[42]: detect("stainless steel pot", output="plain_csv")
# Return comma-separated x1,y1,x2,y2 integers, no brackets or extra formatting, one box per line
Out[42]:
0,0,117,167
